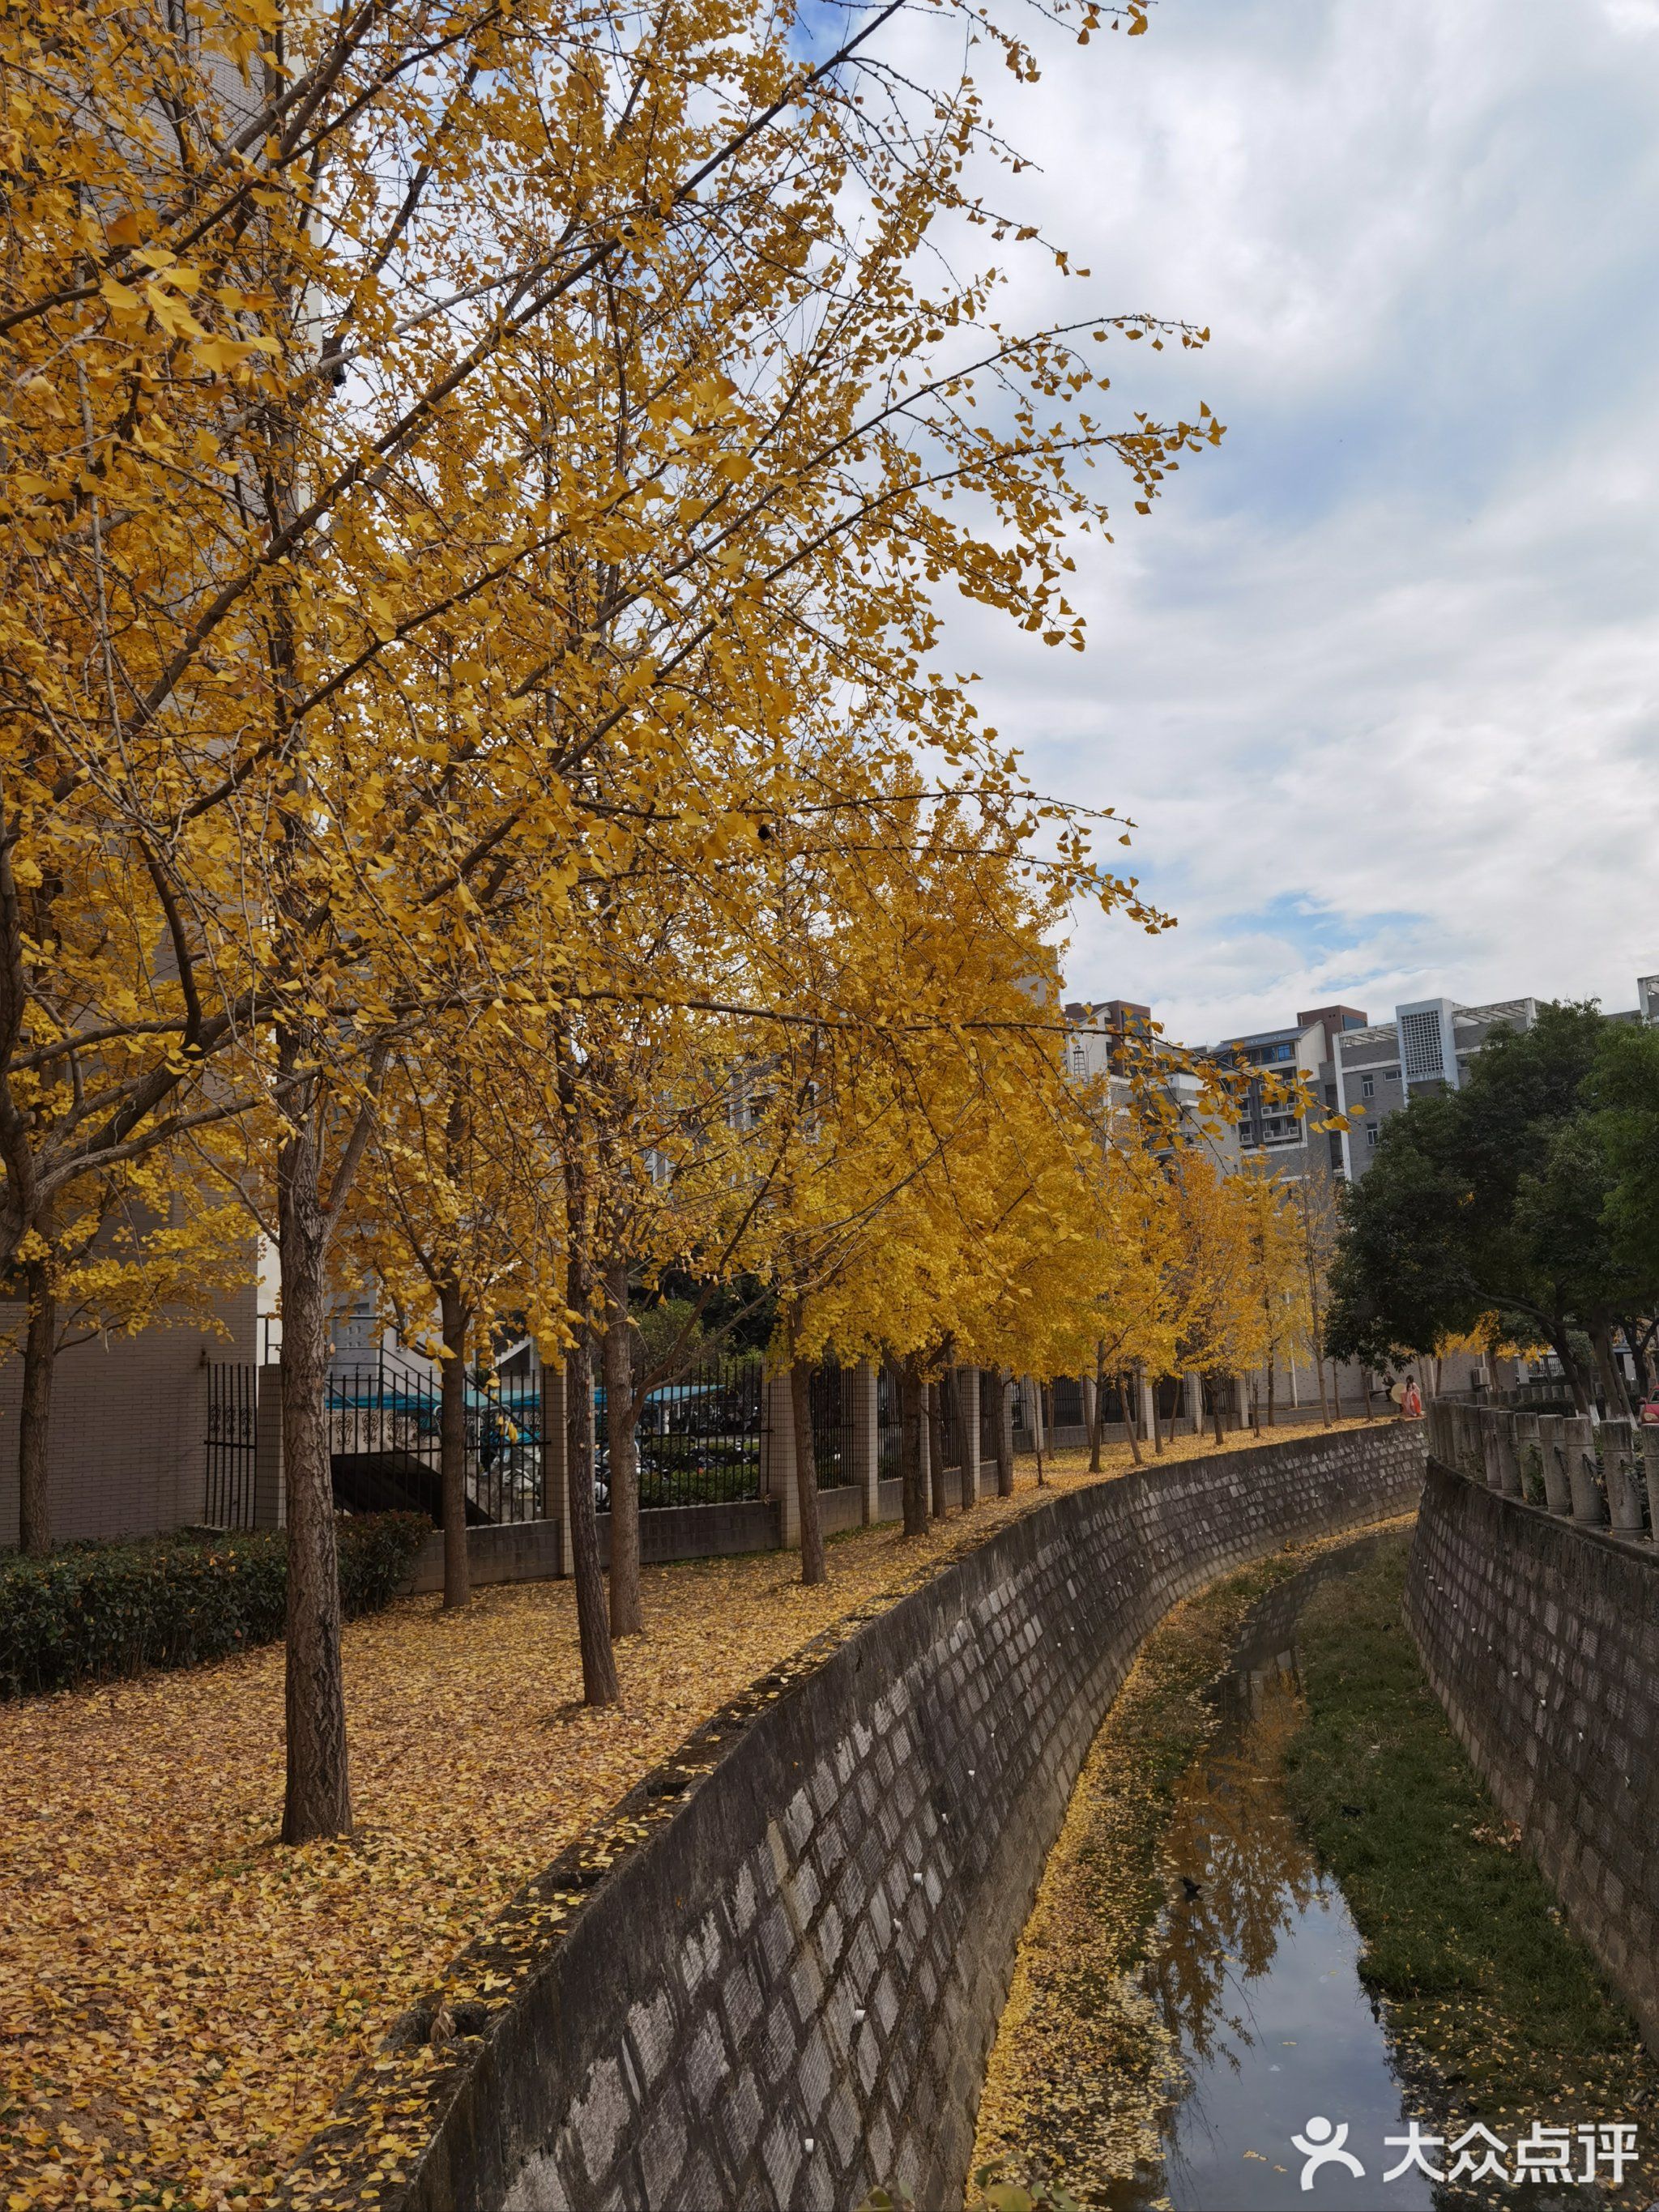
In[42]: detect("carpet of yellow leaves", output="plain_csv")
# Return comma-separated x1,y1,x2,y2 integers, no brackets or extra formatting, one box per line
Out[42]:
0,1419,1388,2210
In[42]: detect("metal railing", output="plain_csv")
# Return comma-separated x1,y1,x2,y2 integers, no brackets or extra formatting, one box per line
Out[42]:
623,1351,767,1510
877,1358,904,1480
1051,1376,1085,1430
979,1370,1009,1464
204,1362,257,1529
326,1356,546,1525
806,1362,857,1490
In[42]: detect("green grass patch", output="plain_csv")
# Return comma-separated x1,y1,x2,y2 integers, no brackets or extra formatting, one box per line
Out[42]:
1283,1528,1656,2129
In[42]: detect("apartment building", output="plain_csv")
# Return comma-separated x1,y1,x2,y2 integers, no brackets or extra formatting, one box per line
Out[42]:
1060,999,1239,1172
1068,974,1659,1189
1214,1004,1370,1186
1332,997,1534,1175
1333,974,1659,1176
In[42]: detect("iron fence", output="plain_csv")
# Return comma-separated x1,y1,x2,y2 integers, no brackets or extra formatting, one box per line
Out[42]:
623,1350,766,1509
204,1362,257,1529
877,1359,905,1479
979,1370,1007,1465
938,1376,962,1472
326,1356,546,1524
1051,1376,1085,1430
806,1362,857,1490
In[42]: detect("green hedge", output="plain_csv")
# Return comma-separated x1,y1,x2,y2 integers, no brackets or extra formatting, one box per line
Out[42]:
0,1513,430,1699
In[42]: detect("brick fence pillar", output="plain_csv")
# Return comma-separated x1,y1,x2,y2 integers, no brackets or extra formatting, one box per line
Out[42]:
954,1366,981,1502
253,1361,285,1529
762,1371,799,1548
851,1360,880,1524
1564,1414,1607,1525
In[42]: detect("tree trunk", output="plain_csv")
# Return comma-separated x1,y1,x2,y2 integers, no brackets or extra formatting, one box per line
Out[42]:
601,1255,642,1637
1336,1364,1348,1422
992,1367,1014,1498
1589,1321,1633,1421
1622,1319,1657,1400
554,1029,620,1704
1265,1357,1277,1428
1249,1377,1261,1435
1119,1373,1144,1464
1087,1344,1104,1474
790,1358,826,1585
17,1238,56,1557
1314,1345,1332,1427
278,1115,353,1845
1209,1373,1226,1447
900,1354,928,1535
927,1379,947,1517
437,1279,471,1611
565,1311,620,1703
1551,1325,1595,1420
1141,1362,1162,1456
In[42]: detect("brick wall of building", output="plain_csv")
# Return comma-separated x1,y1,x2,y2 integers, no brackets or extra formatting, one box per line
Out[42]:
1405,1458,1659,2052
0,1285,256,1548
281,1421,1425,2212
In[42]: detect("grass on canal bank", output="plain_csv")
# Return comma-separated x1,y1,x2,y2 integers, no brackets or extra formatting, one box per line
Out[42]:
1283,1527,1658,2137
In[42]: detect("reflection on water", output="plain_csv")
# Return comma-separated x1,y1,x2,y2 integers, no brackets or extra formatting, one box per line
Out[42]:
1125,1541,1435,2210
1105,1539,1617,2212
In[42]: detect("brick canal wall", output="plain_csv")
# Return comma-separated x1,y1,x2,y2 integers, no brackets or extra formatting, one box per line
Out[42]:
283,1424,1424,2212
1406,1456,1659,2053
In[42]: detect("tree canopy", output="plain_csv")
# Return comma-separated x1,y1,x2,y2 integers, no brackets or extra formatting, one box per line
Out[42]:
1325,1003,1659,1413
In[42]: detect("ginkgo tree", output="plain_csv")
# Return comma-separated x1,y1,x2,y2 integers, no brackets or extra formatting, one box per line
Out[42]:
8,0,1225,1835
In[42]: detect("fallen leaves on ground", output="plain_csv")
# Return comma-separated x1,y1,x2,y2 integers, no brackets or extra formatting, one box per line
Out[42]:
0,1420,1384,2208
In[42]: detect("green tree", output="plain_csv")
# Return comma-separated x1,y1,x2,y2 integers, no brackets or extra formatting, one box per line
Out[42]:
1326,1004,1655,1415
1589,1021,1659,1395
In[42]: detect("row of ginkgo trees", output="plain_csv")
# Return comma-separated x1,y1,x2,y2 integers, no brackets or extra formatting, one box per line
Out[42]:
5,0,1290,1840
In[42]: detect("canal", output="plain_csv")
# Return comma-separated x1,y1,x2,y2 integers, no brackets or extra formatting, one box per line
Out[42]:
973,1528,1649,2212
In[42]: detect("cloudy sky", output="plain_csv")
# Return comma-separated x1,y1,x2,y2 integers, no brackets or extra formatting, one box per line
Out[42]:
923,0,1659,1044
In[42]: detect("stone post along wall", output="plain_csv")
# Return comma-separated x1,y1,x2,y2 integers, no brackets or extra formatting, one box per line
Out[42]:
282,1422,1425,2212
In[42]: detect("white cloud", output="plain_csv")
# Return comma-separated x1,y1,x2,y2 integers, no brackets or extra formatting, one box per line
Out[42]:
905,0,1659,1039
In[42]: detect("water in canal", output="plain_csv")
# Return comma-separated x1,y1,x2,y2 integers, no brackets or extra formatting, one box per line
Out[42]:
1102,1537,1607,2212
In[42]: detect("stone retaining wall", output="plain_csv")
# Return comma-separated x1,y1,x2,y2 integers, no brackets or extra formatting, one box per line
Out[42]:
283,1423,1424,2212
1406,1457,1659,2052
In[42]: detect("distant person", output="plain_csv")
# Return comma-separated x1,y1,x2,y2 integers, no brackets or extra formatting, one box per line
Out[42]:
1401,1375,1423,1419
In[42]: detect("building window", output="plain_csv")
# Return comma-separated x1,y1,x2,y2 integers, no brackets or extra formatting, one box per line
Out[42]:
1367,1124,1379,1149
1362,1073,1375,1099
